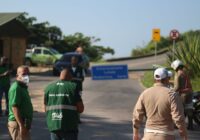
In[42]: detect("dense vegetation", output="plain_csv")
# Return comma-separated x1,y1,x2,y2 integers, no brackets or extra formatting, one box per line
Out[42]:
17,13,114,61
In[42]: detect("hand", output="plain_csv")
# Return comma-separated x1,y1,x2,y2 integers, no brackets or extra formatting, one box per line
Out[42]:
179,131,187,140
182,136,188,140
20,125,28,137
133,134,140,140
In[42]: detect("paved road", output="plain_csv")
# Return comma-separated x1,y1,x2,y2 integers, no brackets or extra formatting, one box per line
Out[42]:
0,74,141,140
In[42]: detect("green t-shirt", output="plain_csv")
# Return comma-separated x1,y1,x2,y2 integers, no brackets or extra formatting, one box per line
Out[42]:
44,80,82,132
0,66,10,87
8,81,33,122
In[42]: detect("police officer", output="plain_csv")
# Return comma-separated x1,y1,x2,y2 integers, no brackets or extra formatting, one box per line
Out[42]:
69,56,84,94
133,68,187,140
75,46,90,74
44,69,84,140
69,56,84,123
171,60,193,130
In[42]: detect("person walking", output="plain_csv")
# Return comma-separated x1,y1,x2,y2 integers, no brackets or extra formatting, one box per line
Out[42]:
0,56,11,116
44,69,84,140
171,59,193,130
132,68,187,140
8,65,33,140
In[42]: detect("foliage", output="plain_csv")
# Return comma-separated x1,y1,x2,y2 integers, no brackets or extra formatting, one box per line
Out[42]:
17,12,114,61
54,32,115,61
141,71,154,88
131,37,173,57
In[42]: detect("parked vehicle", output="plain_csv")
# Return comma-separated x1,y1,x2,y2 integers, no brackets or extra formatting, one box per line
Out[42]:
25,47,62,66
53,52,83,76
193,91,200,126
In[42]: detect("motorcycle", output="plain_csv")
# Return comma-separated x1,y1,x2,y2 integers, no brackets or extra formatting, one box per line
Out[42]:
192,91,200,126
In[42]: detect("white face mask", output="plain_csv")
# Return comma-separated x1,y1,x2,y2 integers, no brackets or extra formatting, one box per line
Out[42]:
21,75,29,84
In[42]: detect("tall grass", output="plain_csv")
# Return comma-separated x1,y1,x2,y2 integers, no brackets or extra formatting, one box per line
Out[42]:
168,35,200,78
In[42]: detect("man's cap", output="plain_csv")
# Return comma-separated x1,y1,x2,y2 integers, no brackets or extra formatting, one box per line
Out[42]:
154,68,168,80
171,59,183,70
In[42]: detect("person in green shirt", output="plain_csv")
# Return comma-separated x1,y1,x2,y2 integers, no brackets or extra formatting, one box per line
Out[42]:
44,69,84,140
0,56,11,116
8,65,33,140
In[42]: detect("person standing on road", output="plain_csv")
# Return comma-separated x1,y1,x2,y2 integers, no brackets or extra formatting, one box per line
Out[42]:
75,46,90,74
171,60,194,130
0,56,11,116
8,65,33,140
44,69,84,140
69,56,84,95
132,68,187,140
69,56,84,123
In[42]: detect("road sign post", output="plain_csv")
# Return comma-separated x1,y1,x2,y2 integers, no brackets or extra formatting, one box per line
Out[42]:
152,29,160,64
170,29,180,60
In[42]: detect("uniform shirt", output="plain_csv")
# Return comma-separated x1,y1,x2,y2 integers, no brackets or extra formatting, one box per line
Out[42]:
0,65,10,87
44,80,82,132
133,83,187,135
69,66,84,91
174,71,192,93
8,81,33,122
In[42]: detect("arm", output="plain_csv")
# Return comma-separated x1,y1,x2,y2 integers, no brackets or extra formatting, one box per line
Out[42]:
12,106,24,128
133,127,140,140
44,95,46,112
170,92,187,140
12,106,28,135
179,88,192,94
173,74,180,92
76,101,84,113
132,94,145,140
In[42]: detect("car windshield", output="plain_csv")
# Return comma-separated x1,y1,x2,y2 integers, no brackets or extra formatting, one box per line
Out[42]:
50,48,60,55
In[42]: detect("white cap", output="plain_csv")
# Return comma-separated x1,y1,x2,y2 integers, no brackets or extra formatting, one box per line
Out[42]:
171,59,183,70
154,68,168,80
167,71,173,78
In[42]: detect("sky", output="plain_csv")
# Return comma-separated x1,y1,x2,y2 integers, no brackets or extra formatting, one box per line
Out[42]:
0,0,200,58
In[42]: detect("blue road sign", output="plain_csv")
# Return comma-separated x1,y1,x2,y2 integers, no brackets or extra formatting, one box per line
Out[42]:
91,65,128,80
